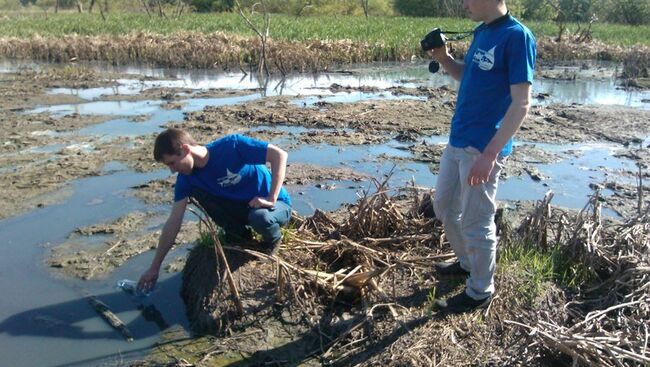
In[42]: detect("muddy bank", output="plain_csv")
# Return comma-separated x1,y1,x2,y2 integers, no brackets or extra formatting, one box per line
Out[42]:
95,86,261,102
132,184,646,367
182,91,455,138
0,67,158,218
0,132,158,220
525,104,650,145
183,88,650,146
0,66,125,110
48,211,200,280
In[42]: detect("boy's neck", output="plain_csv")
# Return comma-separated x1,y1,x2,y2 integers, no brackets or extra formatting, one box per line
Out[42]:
191,145,210,168
483,4,508,24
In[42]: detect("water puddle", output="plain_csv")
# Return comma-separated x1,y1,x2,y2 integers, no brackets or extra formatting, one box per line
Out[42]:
0,168,185,367
534,78,650,108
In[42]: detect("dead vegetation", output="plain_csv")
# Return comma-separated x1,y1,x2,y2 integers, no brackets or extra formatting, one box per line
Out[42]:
0,33,648,76
506,191,650,367
170,172,649,366
0,32,395,72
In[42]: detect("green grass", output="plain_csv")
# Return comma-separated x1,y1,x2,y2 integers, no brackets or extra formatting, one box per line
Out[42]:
425,286,437,317
499,243,593,302
1,12,648,49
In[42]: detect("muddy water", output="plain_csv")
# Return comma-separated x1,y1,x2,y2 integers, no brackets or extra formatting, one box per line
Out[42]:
0,60,648,367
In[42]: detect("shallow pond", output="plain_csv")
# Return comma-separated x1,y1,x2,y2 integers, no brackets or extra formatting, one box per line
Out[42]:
0,60,648,366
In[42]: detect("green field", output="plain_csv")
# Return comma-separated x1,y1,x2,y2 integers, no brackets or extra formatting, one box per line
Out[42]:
1,12,649,49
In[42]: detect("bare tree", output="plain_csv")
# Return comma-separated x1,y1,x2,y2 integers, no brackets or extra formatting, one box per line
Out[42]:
76,0,83,12
575,13,597,43
174,0,186,18
361,0,369,18
296,0,312,17
544,0,567,42
138,0,152,16
89,0,96,13
155,0,168,18
236,0,271,76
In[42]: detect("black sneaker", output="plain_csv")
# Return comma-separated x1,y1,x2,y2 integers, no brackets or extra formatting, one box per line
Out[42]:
225,228,255,244
434,260,470,276
263,239,282,256
434,291,491,314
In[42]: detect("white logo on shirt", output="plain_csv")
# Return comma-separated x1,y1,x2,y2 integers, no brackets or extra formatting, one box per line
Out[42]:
216,168,242,187
473,46,496,71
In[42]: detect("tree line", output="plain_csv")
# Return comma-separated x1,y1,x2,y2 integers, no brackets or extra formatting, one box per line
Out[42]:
14,0,650,25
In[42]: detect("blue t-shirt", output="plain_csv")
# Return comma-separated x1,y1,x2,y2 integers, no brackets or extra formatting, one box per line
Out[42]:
174,134,292,205
450,14,536,156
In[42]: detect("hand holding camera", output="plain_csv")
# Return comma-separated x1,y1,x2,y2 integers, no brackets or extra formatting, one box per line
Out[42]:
421,28,472,74
421,28,447,74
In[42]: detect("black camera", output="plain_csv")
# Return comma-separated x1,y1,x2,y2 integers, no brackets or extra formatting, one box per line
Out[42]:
421,28,446,51
421,28,447,74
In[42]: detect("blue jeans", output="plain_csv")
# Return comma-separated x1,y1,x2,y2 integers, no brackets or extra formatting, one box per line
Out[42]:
433,145,506,300
191,188,291,245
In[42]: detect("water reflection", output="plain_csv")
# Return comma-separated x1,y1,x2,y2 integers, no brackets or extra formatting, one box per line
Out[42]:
28,60,649,109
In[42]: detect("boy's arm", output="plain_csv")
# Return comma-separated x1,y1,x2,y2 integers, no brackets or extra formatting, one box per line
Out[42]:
248,144,288,208
265,144,288,202
138,198,187,291
467,82,532,186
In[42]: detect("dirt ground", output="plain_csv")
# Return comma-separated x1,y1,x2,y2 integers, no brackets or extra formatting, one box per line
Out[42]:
0,62,648,365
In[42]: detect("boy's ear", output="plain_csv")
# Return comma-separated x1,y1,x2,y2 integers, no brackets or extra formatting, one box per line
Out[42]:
180,143,191,155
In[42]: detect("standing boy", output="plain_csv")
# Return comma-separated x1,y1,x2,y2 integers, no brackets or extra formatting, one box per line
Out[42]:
429,0,536,313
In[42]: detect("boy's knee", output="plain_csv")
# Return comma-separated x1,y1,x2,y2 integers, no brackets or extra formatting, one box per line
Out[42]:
248,209,273,229
433,196,457,223
433,197,445,220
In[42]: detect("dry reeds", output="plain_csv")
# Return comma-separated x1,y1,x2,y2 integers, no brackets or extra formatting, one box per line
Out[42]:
180,172,648,365
508,190,650,367
181,175,444,339
0,32,396,72
2,33,648,73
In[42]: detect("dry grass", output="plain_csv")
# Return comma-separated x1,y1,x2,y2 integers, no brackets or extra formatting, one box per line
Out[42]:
1,32,649,74
506,191,650,367
0,31,402,72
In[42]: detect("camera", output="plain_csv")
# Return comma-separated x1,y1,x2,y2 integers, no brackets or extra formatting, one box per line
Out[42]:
420,28,446,51
420,28,447,74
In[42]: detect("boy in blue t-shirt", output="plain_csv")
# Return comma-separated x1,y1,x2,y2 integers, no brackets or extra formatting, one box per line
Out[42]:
137,128,292,292
428,0,536,313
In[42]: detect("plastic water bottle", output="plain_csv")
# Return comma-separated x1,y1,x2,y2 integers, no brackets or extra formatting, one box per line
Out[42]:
116,279,150,297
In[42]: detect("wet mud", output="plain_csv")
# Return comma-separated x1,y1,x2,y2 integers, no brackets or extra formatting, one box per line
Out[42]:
3,64,649,222
48,212,200,280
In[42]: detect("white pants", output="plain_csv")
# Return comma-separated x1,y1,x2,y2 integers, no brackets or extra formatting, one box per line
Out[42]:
434,145,505,300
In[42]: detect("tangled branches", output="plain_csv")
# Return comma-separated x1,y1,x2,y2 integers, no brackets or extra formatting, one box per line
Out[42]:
509,191,650,367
